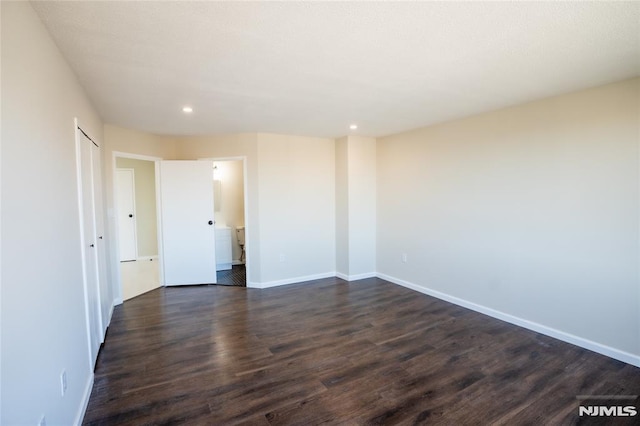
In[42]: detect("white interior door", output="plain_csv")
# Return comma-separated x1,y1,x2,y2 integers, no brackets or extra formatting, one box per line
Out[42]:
92,143,110,336
159,160,217,286
116,169,137,261
78,131,102,367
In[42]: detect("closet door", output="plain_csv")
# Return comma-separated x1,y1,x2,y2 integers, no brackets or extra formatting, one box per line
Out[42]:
92,143,110,336
159,161,217,286
78,130,102,367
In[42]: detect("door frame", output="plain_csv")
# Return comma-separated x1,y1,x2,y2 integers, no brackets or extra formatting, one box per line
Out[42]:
115,168,138,261
200,156,251,286
111,151,163,303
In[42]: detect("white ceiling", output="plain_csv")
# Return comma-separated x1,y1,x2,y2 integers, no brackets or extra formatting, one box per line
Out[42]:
32,1,639,138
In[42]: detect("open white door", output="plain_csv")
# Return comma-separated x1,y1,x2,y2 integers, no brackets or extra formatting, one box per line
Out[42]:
159,160,217,286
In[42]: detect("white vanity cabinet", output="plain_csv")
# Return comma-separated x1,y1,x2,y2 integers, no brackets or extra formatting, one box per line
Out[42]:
215,227,233,271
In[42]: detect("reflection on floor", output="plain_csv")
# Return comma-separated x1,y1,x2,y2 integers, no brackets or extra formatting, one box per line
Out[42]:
216,264,246,287
121,259,160,301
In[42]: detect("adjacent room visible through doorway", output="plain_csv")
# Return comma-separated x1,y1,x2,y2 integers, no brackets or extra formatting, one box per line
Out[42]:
211,158,247,287
115,155,161,300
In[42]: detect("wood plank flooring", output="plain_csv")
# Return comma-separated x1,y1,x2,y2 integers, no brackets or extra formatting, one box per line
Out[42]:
83,277,640,425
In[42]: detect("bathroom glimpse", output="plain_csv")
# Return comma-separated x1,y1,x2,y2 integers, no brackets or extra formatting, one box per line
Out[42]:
213,160,246,286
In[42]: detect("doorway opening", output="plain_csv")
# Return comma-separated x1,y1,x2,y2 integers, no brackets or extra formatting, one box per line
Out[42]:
112,155,250,294
113,152,161,301
209,158,248,287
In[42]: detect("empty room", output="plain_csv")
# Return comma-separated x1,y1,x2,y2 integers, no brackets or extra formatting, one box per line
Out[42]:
1,1,639,425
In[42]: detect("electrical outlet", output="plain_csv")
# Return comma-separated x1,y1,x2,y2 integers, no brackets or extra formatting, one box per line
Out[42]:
38,415,46,426
401,253,408,263
60,370,67,396
279,254,286,262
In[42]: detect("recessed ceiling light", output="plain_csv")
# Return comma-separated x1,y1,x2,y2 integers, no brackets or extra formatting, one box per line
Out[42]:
182,106,193,113
349,124,358,130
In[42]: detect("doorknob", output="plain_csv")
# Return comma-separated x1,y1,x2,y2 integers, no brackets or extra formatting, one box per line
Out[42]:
208,220,214,225
129,214,133,218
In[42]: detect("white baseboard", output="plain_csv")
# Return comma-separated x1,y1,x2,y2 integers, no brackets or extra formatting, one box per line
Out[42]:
232,260,245,266
114,297,123,306
74,372,94,426
336,271,377,281
137,255,158,261
377,272,640,368
253,271,336,289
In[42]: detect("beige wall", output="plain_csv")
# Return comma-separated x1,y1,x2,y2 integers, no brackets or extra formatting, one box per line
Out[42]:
377,78,640,360
335,137,350,274
335,136,377,278
213,160,245,262
105,124,176,159
116,158,158,257
256,133,336,285
346,136,376,277
1,2,106,424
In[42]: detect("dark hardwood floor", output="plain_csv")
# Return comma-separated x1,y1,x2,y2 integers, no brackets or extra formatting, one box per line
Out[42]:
84,277,640,425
